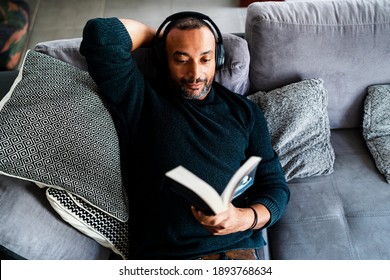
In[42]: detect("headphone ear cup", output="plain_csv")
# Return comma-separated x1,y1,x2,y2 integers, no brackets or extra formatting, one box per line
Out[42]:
153,37,165,68
216,43,225,70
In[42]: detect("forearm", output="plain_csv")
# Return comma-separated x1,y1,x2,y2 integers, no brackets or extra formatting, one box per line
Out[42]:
119,19,156,51
247,203,271,230
191,203,271,235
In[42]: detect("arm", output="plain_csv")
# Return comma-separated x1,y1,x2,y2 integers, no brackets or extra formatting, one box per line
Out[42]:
191,203,270,235
192,104,289,235
118,19,156,51
80,17,158,111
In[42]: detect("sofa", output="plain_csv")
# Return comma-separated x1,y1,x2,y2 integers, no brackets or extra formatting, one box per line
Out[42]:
1,0,390,260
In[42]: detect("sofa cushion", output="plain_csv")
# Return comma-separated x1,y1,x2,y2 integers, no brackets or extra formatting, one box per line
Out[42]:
248,79,335,181
363,84,390,184
0,50,128,258
269,128,390,260
245,0,390,129
34,33,251,95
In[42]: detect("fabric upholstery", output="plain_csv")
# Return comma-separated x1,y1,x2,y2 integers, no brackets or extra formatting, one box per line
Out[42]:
246,0,390,260
269,129,390,259
248,79,335,180
363,84,390,183
34,38,88,71
46,188,128,259
245,0,390,129
0,174,112,259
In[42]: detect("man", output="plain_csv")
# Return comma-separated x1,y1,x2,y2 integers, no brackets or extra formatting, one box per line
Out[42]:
80,12,289,260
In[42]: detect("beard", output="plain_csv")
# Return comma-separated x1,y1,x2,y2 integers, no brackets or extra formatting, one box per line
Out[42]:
177,77,213,100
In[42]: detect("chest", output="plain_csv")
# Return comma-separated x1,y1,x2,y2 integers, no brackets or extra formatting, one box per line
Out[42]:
138,94,252,190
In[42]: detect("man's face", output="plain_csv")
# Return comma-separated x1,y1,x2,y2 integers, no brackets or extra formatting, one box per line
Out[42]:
165,27,216,100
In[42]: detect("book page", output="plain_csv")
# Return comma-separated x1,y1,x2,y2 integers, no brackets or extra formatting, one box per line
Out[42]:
221,156,261,205
165,166,226,214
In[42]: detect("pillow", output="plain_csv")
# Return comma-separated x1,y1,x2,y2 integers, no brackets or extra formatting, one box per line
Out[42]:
34,33,251,95
214,33,250,95
0,50,128,258
363,84,390,184
248,79,335,181
46,188,128,259
33,38,87,71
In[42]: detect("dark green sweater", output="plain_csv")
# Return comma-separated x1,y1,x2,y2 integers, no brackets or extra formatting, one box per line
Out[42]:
80,17,289,260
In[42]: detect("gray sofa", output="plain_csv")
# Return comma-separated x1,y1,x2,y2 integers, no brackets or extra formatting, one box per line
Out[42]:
1,0,390,260
245,0,390,259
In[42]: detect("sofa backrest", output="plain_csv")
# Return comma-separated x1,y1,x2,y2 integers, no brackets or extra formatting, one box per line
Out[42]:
245,0,390,129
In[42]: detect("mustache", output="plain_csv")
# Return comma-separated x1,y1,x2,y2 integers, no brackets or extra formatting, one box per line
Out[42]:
180,77,208,84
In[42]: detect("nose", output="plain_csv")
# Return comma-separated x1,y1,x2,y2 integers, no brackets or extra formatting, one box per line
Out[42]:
187,61,200,80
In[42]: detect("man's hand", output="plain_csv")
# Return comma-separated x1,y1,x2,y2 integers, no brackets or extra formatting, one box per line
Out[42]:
191,203,270,235
119,19,156,51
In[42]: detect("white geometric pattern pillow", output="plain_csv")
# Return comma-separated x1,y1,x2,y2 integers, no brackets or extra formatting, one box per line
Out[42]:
0,50,128,258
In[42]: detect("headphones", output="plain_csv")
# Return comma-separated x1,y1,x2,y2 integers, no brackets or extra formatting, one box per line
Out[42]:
154,11,225,70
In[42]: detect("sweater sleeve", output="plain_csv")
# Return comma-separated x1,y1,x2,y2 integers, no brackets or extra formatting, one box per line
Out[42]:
79,17,145,108
246,103,290,228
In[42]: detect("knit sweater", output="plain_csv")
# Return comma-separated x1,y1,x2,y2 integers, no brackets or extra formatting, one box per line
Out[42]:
80,17,290,260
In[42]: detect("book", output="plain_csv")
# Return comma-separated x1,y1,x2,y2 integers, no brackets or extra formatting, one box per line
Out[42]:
165,156,261,215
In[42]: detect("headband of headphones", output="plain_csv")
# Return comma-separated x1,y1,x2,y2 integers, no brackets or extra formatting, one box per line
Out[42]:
154,11,225,69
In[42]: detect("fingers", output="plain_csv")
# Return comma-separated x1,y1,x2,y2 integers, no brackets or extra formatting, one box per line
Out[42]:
191,205,237,235
191,206,225,224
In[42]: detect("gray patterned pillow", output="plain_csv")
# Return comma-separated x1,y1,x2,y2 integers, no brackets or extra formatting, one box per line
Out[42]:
0,50,128,258
248,79,335,181
363,84,390,184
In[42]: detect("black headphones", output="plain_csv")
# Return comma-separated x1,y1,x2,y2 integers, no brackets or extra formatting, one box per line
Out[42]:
154,11,225,70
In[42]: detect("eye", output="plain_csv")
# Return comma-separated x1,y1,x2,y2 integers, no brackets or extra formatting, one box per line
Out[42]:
174,57,189,64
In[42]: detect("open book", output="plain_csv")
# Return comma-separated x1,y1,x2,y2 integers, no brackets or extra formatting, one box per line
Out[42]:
165,156,261,215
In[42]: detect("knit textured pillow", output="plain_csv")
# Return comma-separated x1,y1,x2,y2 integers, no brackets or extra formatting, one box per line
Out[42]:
0,50,128,258
248,79,335,181
363,84,390,184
